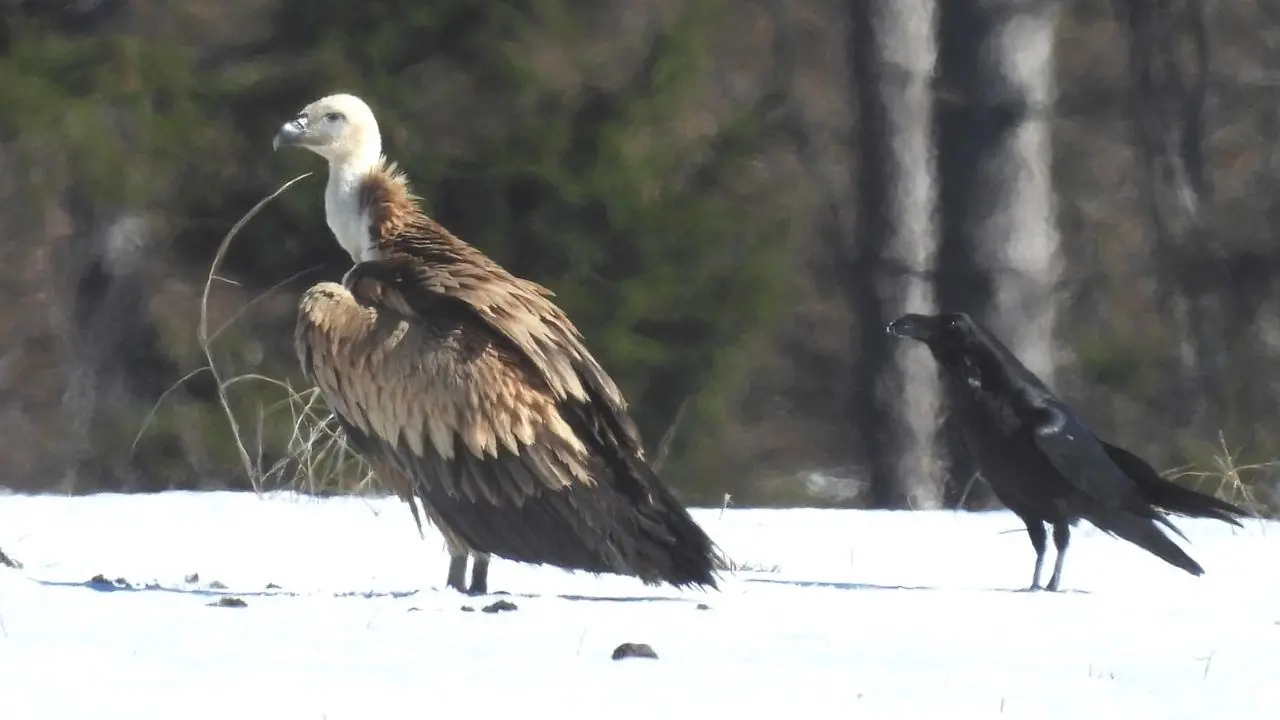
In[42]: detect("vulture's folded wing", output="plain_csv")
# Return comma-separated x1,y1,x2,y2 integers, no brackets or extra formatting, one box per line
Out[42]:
295,275,718,588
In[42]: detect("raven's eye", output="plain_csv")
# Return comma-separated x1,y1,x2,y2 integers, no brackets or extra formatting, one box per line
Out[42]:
324,112,344,123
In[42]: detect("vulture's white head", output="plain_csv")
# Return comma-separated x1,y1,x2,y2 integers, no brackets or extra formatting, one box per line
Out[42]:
274,93,386,262
273,93,382,167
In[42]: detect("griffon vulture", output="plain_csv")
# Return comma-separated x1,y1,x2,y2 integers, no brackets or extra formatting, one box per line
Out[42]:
273,93,721,594
887,311,1250,591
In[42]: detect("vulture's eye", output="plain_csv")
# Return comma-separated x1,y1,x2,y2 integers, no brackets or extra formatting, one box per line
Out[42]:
324,112,344,123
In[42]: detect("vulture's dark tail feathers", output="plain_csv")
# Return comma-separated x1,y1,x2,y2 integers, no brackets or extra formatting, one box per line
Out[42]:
623,454,725,590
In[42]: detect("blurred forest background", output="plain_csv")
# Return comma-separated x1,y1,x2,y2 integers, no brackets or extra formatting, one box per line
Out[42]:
1,0,1277,516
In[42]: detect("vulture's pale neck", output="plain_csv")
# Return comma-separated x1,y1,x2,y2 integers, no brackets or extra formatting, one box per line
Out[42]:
324,138,384,264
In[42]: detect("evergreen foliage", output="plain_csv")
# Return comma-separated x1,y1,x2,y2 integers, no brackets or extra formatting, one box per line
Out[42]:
0,1,798,501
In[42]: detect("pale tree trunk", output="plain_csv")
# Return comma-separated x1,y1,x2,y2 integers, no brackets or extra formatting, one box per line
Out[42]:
852,0,945,509
936,0,1063,506
60,194,147,492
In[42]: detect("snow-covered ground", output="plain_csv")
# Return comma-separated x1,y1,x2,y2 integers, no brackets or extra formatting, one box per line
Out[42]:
1,491,1278,719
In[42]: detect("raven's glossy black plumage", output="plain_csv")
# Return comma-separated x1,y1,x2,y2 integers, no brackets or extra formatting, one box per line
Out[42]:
888,311,1250,591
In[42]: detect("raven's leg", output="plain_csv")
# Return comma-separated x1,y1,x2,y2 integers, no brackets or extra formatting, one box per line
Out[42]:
468,552,491,596
1046,522,1071,592
1024,519,1048,590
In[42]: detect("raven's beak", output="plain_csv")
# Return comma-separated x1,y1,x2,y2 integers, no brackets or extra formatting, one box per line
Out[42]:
886,314,935,341
273,117,308,151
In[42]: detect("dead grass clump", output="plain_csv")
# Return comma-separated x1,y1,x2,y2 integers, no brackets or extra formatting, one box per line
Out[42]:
133,173,375,496
0,545,20,569
1167,430,1279,519
721,557,781,574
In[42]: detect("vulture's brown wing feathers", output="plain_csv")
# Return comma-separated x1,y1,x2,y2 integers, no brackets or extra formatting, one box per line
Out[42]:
331,412,429,538
359,172,649,460
296,255,720,588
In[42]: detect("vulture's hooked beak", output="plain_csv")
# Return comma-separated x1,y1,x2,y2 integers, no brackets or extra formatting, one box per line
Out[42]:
886,314,936,341
273,116,308,151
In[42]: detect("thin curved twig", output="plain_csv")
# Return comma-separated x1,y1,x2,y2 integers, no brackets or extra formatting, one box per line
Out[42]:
200,173,313,488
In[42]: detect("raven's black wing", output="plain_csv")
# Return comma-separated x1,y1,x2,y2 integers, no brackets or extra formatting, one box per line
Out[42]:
1028,401,1185,533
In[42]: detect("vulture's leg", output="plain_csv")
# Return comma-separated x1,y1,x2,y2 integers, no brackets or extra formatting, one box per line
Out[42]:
468,552,491,596
445,554,469,593
1045,522,1071,592
439,523,472,593
1023,519,1048,591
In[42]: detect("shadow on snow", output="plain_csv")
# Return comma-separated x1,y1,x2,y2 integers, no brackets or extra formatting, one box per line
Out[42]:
741,577,1090,594
30,578,704,603
30,574,1089,600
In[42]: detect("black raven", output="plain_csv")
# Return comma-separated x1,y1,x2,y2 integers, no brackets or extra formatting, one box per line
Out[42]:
887,311,1250,591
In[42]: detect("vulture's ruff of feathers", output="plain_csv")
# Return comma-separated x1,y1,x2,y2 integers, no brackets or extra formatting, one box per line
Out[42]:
275,93,722,591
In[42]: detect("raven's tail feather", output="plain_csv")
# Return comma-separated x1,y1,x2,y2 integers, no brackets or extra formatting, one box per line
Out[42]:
1139,475,1249,525
1103,441,1251,525
1103,512,1204,577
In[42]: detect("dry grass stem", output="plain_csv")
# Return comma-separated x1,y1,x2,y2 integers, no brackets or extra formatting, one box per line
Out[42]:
200,173,313,491
131,173,380,496
652,395,692,473
1168,430,1277,518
